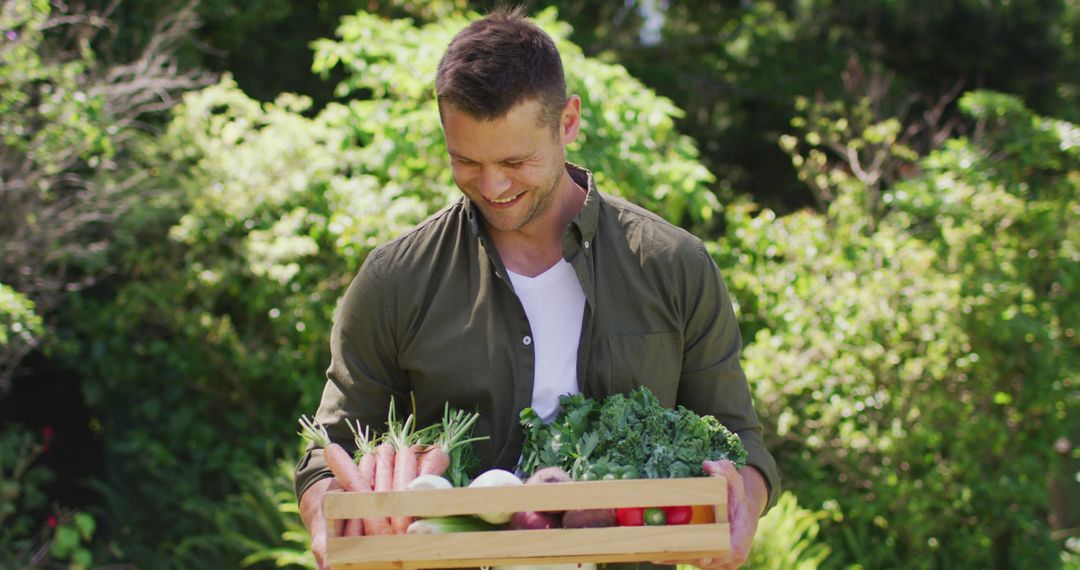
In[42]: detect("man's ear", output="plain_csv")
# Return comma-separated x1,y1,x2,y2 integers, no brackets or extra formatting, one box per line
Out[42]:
559,95,582,145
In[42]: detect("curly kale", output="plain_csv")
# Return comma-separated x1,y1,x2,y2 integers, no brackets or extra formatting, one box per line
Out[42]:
520,387,748,479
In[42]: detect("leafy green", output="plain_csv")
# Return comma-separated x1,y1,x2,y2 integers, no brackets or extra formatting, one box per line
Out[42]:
520,387,747,479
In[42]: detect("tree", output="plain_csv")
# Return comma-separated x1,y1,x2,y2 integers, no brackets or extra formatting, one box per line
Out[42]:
0,0,210,390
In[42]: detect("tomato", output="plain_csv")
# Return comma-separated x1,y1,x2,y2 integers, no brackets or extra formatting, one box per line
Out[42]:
615,507,644,526
662,505,693,525
643,507,667,526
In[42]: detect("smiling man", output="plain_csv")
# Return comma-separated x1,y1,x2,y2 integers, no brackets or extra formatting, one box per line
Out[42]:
296,7,780,570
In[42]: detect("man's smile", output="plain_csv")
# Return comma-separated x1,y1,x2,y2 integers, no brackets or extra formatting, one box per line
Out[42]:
486,191,526,207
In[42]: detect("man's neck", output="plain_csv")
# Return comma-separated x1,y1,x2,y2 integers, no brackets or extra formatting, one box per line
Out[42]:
488,172,586,278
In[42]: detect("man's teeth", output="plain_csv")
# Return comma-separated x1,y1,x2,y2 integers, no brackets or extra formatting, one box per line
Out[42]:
490,192,522,204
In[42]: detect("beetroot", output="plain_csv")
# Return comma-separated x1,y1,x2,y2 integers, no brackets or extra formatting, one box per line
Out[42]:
508,510,561,530
561,508,617,529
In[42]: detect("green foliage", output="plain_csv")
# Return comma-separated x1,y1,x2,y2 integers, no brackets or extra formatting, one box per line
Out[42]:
0,425,98,570
49,512,96,570
0,426,53,559
718,91,1077,567
0,284,42,351
745,491,832,570
172,459,314,570
0,0,111,169
520,387,746,479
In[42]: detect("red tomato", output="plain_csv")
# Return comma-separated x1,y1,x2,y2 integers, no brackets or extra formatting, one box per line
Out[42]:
615,507,644,526
663,505,693,525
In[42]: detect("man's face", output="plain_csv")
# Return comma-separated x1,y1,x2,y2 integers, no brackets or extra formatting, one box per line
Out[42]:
441,99,570,234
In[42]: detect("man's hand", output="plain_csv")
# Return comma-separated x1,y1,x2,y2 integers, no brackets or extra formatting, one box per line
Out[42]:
656,460,768,570
299,477,341,570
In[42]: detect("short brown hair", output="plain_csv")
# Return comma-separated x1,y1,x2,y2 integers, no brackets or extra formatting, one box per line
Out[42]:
435,6,567,130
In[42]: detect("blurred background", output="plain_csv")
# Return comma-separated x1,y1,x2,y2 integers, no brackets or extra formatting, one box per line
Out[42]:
1,0,1077,568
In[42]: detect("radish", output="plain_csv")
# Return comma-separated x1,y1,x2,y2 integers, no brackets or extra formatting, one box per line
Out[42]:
467,469,523,524
406,474,453,491
525,466,572,485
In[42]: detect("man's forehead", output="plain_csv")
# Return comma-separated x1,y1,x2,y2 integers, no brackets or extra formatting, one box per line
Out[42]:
439,97,548,127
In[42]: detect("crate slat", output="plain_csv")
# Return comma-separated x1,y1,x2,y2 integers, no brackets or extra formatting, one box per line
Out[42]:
323,477,729,569
324,477,727,520
327,524,730,570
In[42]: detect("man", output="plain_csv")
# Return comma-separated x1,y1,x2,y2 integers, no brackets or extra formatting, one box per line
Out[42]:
296,7,780,570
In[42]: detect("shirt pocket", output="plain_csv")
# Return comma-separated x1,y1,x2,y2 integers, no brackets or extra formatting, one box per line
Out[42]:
606,331,681,407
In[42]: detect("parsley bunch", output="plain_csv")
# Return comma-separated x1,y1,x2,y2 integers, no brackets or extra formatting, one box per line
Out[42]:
519,387,748,479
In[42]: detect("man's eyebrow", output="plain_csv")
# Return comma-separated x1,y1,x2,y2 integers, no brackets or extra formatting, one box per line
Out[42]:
448,151,536,163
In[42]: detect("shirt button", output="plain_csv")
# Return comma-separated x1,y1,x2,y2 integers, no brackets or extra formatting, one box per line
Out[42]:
522,336,532,346
583,241,590,249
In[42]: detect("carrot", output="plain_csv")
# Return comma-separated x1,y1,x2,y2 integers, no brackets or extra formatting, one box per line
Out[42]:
385,404,421,534
424,404,486,485
363,441,396,536
343,518,364,536
347,420,378,491
297,416,367,492
297,416,369,536
418,445,450,477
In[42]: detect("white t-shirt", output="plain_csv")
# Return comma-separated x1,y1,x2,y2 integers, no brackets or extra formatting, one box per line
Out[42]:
506,259,586,422
502,260,594,570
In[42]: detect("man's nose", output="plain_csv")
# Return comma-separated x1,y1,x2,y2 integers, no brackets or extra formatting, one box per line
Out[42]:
477,166,512,197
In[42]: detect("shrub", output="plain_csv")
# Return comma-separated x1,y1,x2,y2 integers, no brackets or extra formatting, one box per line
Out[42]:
718,91,1077,567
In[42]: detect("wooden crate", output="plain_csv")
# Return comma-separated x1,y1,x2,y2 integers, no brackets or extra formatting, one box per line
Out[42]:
323,477,729,569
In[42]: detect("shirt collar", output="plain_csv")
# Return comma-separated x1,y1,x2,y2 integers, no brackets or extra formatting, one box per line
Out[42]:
462,162,601,249
564,161,599,249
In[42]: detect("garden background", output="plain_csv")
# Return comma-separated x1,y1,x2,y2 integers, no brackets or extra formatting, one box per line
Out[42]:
1,0,1078,568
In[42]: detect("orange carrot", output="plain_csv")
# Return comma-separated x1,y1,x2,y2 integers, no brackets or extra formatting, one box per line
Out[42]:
385,406,420,534
347,420,378,491
298,416,367,492
418,445,450,477
424,404,485,486
362,441,396,536
343,518,364,536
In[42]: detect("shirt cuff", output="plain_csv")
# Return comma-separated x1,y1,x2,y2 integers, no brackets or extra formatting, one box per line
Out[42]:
294,447,334,502
738,431,782,516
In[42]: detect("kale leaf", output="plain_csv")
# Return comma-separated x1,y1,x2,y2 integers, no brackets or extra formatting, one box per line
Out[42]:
519,387,748,479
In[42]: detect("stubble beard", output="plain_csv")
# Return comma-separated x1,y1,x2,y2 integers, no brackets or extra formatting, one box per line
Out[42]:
480,164,564,234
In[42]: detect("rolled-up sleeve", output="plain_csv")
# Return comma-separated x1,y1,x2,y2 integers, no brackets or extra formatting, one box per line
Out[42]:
294,248,410,501
677,241,781,514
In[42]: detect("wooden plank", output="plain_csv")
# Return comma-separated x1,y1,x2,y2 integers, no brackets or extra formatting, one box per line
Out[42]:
326,524,731,569
323,477,727,520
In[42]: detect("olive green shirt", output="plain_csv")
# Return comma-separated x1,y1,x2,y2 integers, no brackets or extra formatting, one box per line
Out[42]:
295,163,780,515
